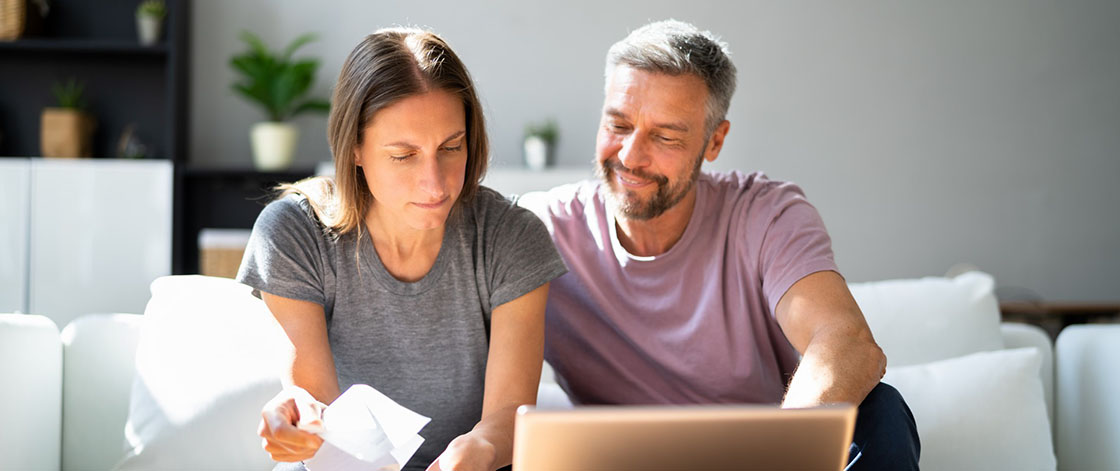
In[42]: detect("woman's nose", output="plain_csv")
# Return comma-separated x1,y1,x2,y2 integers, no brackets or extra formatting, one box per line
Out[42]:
417,154,446,198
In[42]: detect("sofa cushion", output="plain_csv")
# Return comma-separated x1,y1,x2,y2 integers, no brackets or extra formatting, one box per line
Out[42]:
1000,322,1054,424
849,271,1004,366
0,314,61,471
1055,325,1120,470
116,275,289,470
61,313,144,471
883,347,1055,470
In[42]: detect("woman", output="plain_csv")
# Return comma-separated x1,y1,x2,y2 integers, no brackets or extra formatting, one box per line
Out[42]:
237,27,567,471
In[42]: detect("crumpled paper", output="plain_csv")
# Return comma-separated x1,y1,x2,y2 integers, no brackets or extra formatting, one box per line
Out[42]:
303,384,431,471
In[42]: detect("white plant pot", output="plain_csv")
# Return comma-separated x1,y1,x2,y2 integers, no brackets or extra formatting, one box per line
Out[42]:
136,15,163,46
523,135,551,171
251,122,299,171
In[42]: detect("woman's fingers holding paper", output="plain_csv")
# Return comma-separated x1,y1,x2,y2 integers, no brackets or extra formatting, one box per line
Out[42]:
259,387,325,460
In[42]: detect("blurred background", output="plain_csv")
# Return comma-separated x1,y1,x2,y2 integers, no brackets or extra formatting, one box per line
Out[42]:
1,0,1118,327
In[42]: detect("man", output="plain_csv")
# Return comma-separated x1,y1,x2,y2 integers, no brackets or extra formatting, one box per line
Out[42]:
518,20,920,469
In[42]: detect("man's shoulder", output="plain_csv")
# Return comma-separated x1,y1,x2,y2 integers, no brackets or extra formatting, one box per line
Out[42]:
515,179,603,228
700,170,810,212
469,185,551,235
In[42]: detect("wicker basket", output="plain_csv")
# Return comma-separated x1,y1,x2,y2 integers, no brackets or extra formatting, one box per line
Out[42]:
0,0,27,40
198,229,252,279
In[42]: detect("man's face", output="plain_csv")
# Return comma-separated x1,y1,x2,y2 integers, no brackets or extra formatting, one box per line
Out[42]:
596,66,713,221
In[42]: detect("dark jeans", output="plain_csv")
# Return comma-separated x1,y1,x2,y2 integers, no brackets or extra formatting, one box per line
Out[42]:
846,382,921,470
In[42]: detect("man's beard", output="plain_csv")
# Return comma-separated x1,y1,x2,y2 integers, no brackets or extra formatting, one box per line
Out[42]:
596,150,704,221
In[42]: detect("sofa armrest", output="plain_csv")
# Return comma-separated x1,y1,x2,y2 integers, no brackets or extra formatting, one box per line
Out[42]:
1000,322,1054,425
1055,324,1120,470
60,313,144,471
0,314,62,471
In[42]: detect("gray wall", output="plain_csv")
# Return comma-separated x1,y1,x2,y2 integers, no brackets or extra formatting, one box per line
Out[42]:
191,0,1120,301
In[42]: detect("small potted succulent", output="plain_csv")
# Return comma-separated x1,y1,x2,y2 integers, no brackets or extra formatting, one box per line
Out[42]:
40,78,96,158
523,119,558,170
230,31,330,170
135,0,166,46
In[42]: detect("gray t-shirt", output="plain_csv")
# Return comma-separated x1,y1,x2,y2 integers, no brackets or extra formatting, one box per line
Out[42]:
237,186,567,470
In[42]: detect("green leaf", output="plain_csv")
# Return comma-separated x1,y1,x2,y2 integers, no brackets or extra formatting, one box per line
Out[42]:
272,60,318,120
281,33,318,62
231,83,269,111
51,77,86,109
239,31,270,59
230,56,269,85
292,100,331,117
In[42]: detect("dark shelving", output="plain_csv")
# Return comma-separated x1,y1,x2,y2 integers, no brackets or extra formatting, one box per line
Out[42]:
183,166,319,179
180,168,317,274
0,0,190,271
0,38,169,56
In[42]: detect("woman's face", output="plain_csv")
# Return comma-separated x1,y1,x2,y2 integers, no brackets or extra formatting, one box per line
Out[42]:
354,89,468,232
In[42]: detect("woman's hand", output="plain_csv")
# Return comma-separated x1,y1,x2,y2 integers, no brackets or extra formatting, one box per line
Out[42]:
258,385,327,462
426,432,497,471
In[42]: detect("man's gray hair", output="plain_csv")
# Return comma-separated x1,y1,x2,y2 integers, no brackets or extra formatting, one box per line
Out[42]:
605,20,737,136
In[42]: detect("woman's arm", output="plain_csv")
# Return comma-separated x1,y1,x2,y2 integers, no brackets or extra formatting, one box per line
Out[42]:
257,292,341,462
428,283,550,471
261,293,341,401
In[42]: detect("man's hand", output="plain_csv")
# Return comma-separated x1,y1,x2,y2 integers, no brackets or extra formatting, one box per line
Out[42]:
258,385,327,462
426,432,497,471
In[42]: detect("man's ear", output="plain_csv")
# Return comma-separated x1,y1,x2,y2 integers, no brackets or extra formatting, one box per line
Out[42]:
704,120,730,163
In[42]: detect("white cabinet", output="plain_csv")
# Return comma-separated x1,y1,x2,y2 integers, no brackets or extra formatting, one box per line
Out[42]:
0,159,30,314
1,158,172,328
481,167,593,196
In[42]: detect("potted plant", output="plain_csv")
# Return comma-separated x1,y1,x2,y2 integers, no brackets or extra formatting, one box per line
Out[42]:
40,77,96,158
230,31,330,171
523,119,558,170
135,0,165,46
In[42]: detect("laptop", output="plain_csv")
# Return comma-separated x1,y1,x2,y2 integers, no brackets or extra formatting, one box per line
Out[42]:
513,403,856,471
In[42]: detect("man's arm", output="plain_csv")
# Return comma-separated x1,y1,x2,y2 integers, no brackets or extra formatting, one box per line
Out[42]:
775,271,885,408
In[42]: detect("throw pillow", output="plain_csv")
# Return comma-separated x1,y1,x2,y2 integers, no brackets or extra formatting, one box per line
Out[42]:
882,347,1056,471
115,275,290,470
849,271,1004,366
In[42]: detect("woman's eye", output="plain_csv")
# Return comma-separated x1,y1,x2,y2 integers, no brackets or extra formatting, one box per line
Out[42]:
440,144,464,153
390,154,412,161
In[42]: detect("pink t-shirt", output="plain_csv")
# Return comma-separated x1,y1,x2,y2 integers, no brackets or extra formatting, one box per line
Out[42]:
519,171,839,405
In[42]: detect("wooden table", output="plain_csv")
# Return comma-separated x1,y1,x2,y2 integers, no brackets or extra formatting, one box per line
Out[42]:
999,301,1120,339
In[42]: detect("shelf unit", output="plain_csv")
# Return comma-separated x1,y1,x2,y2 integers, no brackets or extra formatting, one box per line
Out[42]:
0,1,188,161
0,0,189,272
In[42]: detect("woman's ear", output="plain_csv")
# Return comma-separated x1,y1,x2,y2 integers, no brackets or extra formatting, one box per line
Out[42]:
353,148,363,167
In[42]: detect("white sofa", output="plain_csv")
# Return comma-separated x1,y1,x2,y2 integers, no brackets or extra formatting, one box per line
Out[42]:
2,273,1118,470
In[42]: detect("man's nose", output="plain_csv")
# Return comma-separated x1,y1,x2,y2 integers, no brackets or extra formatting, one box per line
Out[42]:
617,134,650,170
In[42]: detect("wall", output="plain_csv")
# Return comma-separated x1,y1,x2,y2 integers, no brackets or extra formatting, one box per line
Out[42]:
191,0,1120,301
